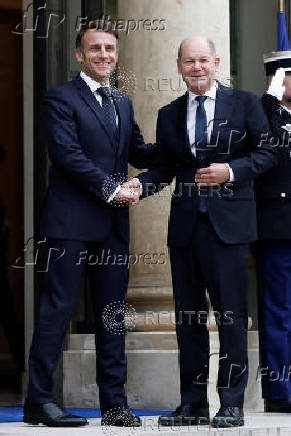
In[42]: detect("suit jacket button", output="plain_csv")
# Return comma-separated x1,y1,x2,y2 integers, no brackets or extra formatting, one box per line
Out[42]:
281,192,286,198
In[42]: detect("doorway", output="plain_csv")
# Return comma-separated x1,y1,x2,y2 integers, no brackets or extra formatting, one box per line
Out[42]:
0,3,24,405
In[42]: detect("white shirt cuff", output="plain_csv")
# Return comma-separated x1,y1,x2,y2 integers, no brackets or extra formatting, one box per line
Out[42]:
226,164,234,182
107,185,121,203
136,178,143,196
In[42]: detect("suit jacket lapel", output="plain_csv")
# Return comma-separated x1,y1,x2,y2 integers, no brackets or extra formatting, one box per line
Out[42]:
176,93,195,159
74,75,117,149
208,83,235,160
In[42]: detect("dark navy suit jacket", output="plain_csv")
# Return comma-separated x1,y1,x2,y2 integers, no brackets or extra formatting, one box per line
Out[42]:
138,83,277,246
39,74,156,242
256,94,291,240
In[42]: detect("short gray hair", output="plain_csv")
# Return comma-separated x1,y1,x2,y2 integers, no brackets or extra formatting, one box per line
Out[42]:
177,38,216,59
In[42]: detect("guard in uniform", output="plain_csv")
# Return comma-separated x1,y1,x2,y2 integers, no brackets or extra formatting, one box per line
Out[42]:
256,51,291,413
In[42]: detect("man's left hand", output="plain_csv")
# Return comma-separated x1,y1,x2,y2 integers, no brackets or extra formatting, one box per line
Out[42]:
195,163,230,186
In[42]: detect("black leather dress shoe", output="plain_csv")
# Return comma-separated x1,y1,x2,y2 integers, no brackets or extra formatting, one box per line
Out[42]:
212,406,244,428
265,399,291,413
23,402,88,427
101,406,142,427
158,404,210,427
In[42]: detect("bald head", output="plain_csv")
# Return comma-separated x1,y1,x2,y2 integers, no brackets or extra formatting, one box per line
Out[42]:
178,36,216,59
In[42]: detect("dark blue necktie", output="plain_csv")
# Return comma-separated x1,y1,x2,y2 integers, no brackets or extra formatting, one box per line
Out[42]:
195,95,208,212
97,87,117,132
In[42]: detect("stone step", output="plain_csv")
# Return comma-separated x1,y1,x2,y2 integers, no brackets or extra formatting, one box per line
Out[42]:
3,414,291,435
127,286,173,301
68,332,178,350
63,332,262,410
68,330,258,351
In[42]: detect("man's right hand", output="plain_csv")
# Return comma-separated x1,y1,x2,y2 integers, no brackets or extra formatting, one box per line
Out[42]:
267,67,285,101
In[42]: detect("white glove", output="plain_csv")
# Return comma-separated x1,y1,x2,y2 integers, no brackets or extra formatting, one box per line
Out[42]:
267,67,285,101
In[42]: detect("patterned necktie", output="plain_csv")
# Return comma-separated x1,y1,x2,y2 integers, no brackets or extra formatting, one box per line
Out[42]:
96,87,117,131
195,95,208,212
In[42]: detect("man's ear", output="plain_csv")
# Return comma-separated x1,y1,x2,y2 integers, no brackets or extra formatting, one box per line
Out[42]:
75,49,83,64
215,56,220,71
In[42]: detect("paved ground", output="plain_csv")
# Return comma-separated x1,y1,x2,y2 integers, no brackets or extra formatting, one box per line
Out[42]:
1,413,291,436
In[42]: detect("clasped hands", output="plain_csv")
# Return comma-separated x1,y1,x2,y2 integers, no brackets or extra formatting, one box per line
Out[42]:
195,163,230,186
113,178,141,205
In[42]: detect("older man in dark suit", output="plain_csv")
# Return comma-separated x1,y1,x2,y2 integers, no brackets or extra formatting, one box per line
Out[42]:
23,23,156,428
135,36,276,428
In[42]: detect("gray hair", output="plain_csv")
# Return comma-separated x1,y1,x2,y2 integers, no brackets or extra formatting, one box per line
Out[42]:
177,38,216,59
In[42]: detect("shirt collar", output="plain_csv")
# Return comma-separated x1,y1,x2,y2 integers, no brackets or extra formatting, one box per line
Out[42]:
80,71,109,93
188,81,217,105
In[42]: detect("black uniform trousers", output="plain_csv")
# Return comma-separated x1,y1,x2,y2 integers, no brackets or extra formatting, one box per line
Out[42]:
170,213,249,407
26,227,129,413
256,240,291,399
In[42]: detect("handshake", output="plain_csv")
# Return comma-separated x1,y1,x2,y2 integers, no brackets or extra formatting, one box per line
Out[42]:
113,178,141,206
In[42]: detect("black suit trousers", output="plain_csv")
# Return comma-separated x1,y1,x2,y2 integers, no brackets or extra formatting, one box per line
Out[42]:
26,228,129,413
170,214,249,407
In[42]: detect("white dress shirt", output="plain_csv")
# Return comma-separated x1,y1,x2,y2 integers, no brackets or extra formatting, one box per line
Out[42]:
187,83,217,150
187,82,234,181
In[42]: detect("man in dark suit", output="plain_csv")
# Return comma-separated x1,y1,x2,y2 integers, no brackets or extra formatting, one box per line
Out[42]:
135,36,276,428
256,53,291,413
23,23,156,428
